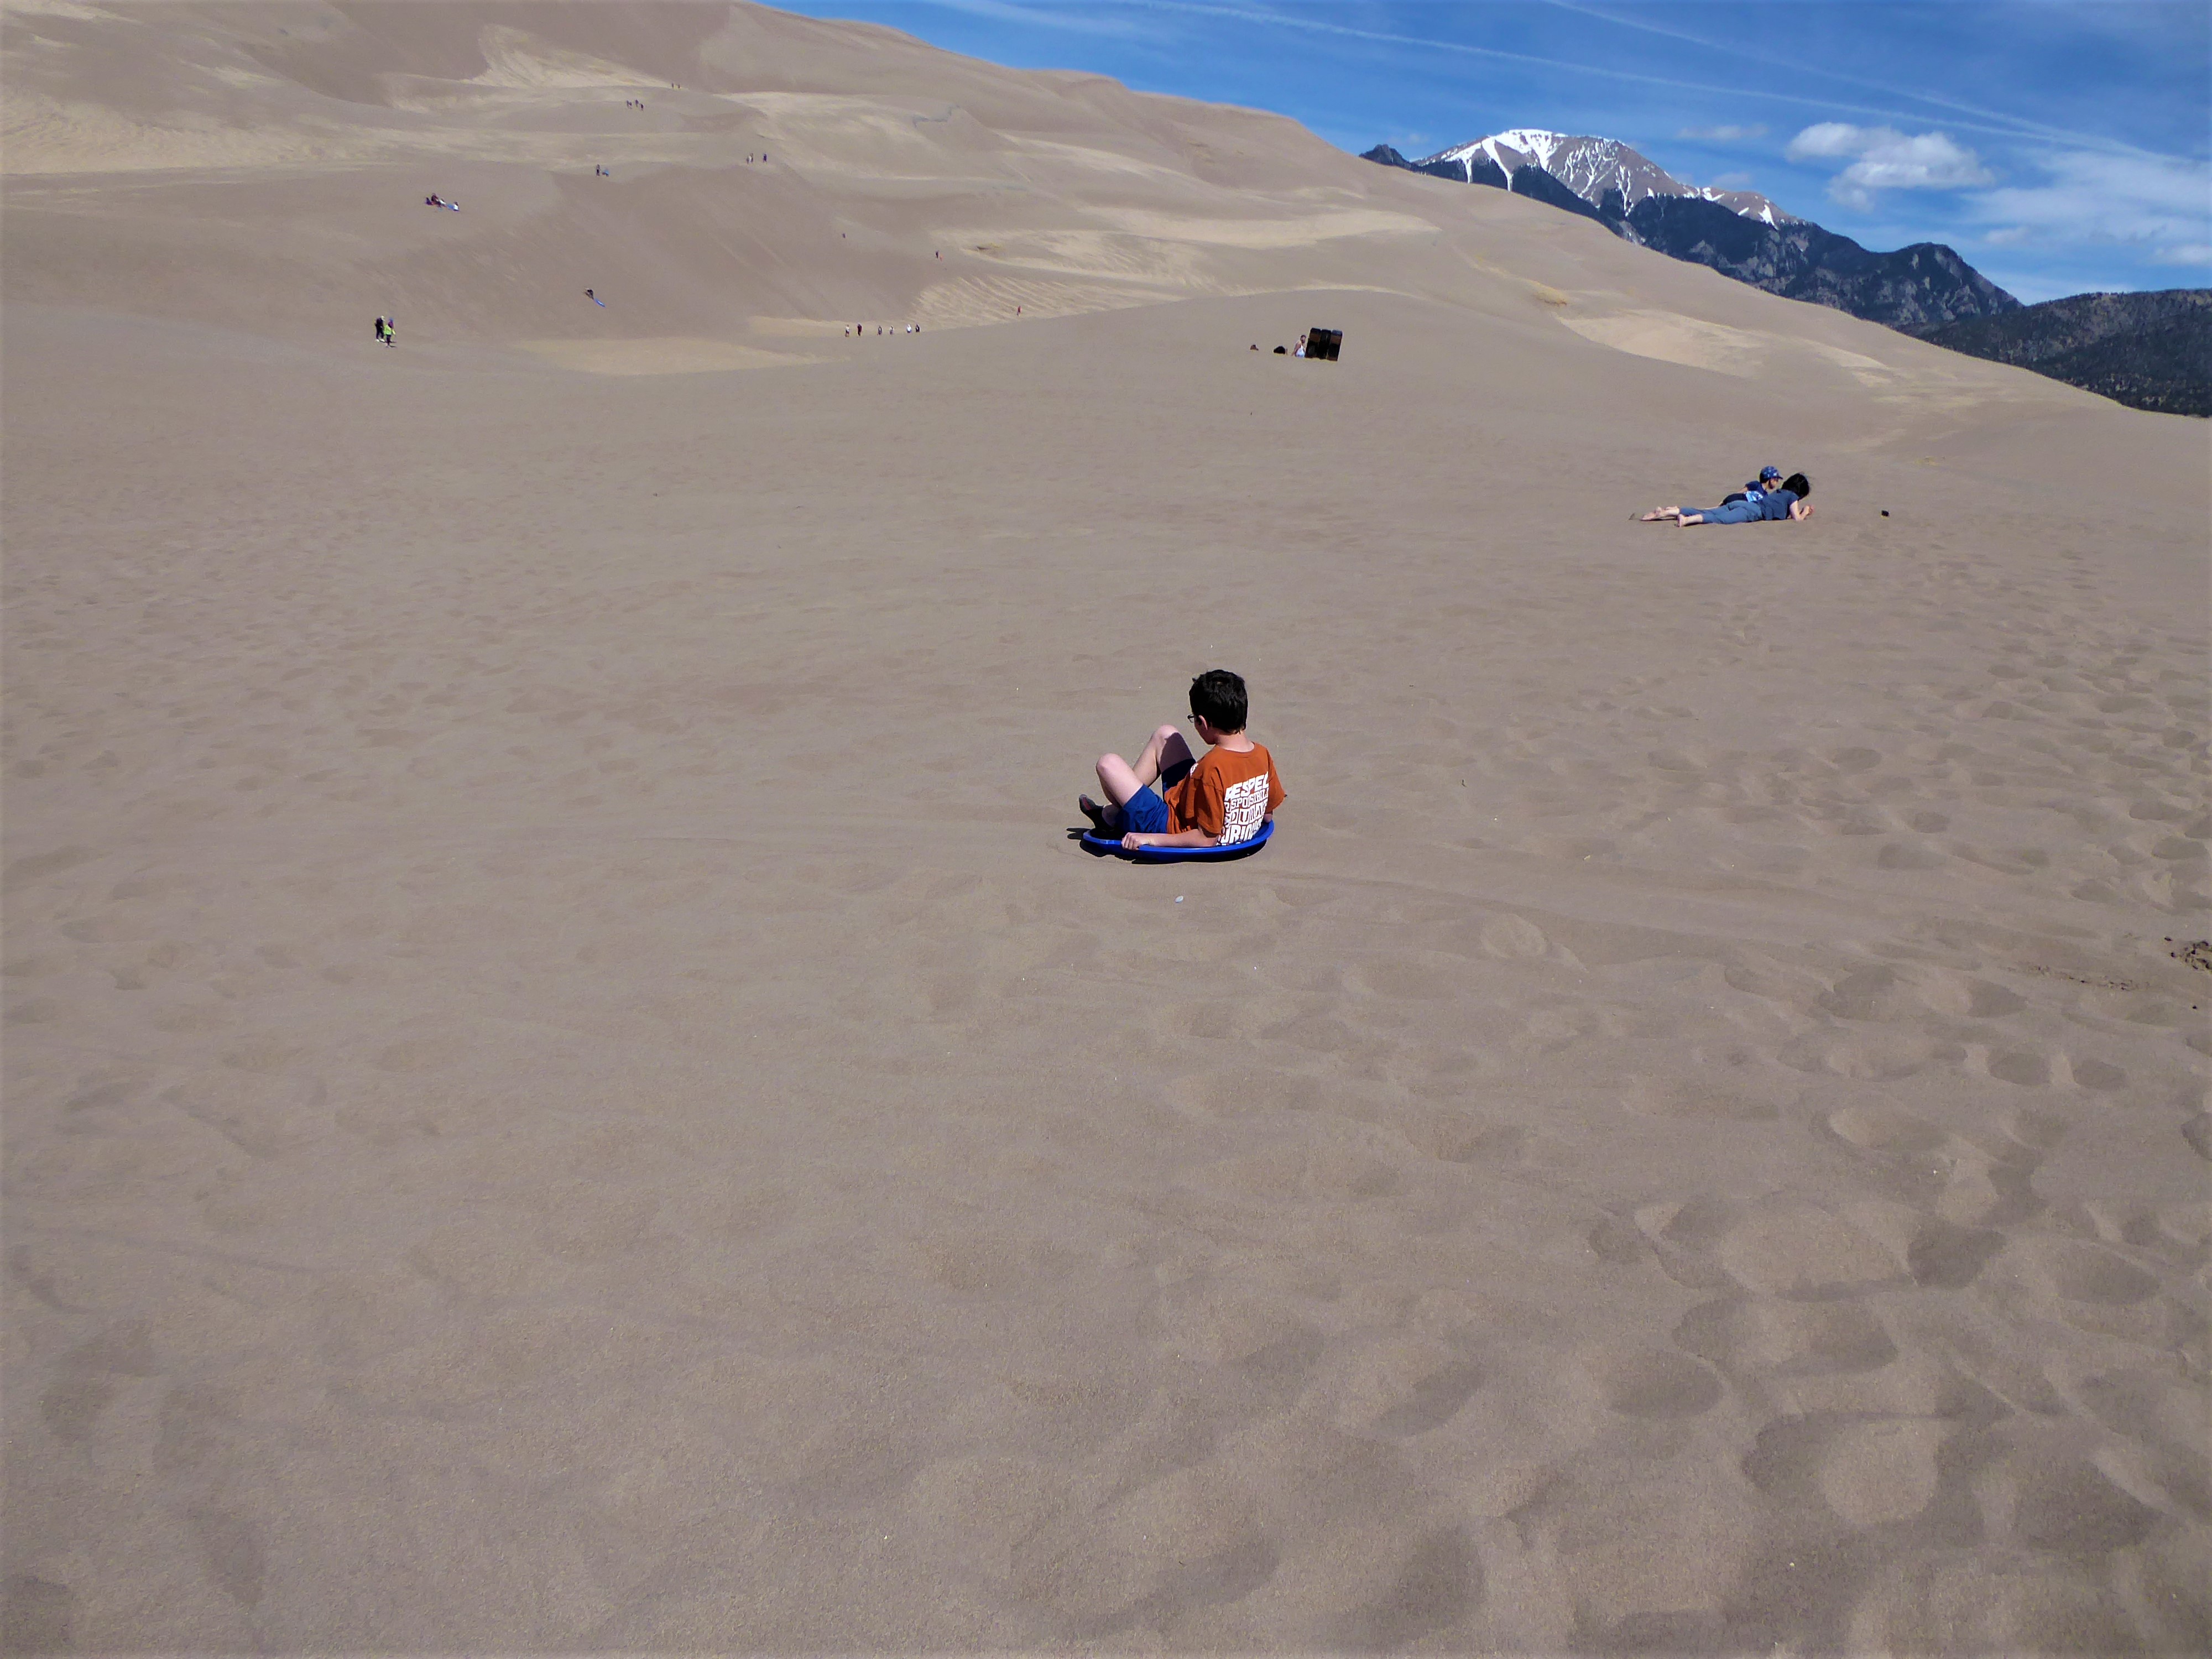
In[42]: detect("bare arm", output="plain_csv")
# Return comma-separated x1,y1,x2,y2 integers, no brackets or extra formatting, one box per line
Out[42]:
1791,499,1815,521
1121,828,1217,851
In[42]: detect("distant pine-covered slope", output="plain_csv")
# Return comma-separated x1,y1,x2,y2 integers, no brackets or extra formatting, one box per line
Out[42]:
1910,291,2212,418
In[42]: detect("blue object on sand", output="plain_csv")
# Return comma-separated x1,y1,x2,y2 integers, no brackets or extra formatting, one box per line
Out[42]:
1082,820,1273,862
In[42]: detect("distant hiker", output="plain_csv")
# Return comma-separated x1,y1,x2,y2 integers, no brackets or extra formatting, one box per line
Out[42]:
585,289,604,306
1644,472,1813,526
374,316,385,343
1293,332,1308,358
384,316,396,348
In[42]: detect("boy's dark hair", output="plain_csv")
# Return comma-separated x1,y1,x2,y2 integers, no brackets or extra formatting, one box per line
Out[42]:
1782,472,1811,498
1189,669,1249,732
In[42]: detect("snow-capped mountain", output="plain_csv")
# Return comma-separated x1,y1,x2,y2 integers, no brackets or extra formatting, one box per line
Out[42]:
1361,129,2016,332
1407,129,1794,226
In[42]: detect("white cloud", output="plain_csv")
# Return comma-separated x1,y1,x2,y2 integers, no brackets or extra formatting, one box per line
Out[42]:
1677,123,1766,142
1961,149,2212,265
1786,123,1993,208
1708,171,1754,190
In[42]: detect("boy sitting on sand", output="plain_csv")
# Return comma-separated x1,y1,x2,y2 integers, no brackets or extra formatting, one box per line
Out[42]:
1081,669,1285,852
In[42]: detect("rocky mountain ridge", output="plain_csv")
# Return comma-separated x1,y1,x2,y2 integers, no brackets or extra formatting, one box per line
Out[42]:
1364,129,2017,332
1408,129,1795,225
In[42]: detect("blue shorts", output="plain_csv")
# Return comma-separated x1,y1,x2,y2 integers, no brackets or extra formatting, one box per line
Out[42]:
1120,757,1192,834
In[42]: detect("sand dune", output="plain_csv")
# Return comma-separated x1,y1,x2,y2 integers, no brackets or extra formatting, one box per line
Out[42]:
4,4,2208,1653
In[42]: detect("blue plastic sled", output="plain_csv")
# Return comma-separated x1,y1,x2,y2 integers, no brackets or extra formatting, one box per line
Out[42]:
1082,820,1274,862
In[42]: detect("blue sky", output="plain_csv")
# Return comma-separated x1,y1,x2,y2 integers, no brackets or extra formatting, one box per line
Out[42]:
769,0,2210,303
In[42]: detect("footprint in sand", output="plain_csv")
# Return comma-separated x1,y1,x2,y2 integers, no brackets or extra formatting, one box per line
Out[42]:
1621,1073,1782,1122
1986,1049,2051,1086
1778,1029,1949,1079
2009,1237,2159,1307
1477,915,1549,959
1898,1215,2006,1288
1818,964,2026,1022
1711,1201,1903,1298
1580,1346,1721,1418
1387,1102,1526,1164
1196,1138,1401,1202
1347,954,1462,999
903,1453,1072,1585
1744,1412,1952,1526
161,1073,325,1158
1996,1444,2164,1554
1321,1338,1484,1437
1846,1552,2137,1653
1151,1288,1327,1413
1877,838,1948,870
910,1232,1079,1298
1825,1103,1945,1155
2069,1057,2127,1091
1676,1295,1898,1379
1162,1067,1333,1123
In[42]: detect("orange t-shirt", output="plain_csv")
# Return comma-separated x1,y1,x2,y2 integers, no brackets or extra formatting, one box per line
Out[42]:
1166,742,1285,843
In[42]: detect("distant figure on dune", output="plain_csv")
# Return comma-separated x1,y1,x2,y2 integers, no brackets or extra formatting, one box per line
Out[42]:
1293,331,1308,358
585,289,604,307
1079,669,1285,853
1644,471,1812,526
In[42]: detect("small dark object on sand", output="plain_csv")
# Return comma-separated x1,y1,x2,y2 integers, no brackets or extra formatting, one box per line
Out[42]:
1881,509,1890,517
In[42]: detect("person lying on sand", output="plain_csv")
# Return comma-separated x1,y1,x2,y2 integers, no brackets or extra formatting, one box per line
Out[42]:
1643,471,1812,526
1080,669,1285,852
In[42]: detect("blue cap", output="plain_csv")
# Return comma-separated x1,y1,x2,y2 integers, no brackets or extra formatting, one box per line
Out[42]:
1759,466,1782,481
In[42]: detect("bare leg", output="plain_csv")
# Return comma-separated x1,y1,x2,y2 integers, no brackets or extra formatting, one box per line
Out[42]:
1093,724,1193,807
1677,512,1705,526
1640,506,1684,522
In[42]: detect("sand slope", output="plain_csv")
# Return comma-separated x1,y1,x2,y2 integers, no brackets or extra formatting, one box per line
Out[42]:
5,5,2209,1654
